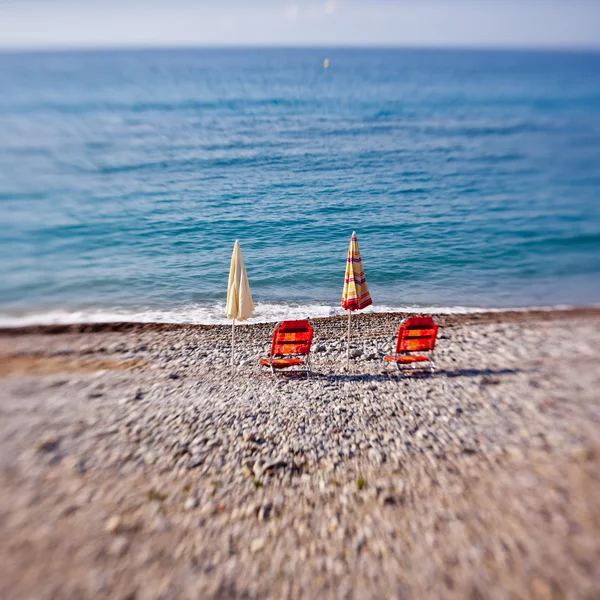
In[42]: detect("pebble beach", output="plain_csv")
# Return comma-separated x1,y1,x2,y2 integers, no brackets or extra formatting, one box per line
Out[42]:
1,308,600,599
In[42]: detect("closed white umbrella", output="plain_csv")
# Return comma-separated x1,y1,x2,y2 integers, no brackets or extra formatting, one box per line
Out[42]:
226,240,254,374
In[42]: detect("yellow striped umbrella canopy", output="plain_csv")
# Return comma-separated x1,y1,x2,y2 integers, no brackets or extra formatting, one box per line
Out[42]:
341,231,372,370
342,231,372,311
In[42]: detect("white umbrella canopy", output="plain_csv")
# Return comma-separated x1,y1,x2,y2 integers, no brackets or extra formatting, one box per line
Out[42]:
226,240,254,373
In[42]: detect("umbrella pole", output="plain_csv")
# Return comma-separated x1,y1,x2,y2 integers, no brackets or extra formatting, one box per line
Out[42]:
231,319,235,376
347,310,351,371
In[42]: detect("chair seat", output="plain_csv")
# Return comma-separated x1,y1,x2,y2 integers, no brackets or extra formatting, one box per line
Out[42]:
383,354,431,364
260,357,306,369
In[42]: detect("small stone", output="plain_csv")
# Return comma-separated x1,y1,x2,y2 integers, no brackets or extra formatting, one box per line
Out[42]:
106,516,121,534
531,577,553,600
184,497,198,510
258,503,272,521
109,536,129,557
263,458,288,473
35,436,60,454
250,537,267,553
188,455,204,469
150,514,170,533
379,492,398,506
61,504,79,517
200,502,215,517
354,534,367,553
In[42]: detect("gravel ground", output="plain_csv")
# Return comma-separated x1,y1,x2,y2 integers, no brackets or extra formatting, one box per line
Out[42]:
0,309,599,599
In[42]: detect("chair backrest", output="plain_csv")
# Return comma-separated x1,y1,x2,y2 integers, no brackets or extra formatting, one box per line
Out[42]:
271,320,314,357
396,316,438,353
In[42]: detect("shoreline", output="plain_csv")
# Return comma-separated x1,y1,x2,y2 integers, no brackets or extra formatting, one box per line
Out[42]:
1,305,599,337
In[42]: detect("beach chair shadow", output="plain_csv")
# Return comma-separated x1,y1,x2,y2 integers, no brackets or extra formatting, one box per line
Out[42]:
435,367,520,379
323,373,393,383
322,367,520,383
265,370,318,381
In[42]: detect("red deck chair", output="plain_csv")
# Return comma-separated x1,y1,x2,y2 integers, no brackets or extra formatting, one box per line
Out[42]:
259,319,314,378
383,316,438,374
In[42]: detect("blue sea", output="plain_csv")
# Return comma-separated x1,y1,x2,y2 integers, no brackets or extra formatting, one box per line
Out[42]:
1,48,600,325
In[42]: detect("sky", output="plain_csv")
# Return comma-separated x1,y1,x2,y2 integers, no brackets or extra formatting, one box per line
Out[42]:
0,0,599,51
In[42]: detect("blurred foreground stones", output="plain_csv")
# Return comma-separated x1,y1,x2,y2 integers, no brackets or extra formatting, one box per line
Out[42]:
0,310,599,599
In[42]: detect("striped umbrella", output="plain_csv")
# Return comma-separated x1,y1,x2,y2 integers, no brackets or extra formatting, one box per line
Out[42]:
341,231,372,369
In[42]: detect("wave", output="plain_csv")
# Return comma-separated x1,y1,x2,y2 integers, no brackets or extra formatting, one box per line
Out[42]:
3,97,309,118
0,301,576,328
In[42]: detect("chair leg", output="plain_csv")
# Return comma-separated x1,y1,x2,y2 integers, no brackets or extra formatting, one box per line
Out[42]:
394,359,405,376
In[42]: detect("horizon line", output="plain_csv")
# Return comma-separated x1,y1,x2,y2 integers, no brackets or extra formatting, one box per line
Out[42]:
2,42,600,56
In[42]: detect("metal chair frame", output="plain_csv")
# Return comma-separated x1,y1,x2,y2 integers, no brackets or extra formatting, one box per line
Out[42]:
385,316,438,375
260,319,314,379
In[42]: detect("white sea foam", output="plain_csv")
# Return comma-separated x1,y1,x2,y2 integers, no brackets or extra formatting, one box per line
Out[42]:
0,302,577,328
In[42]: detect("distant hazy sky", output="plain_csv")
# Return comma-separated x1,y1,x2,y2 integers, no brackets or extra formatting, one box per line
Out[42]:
1,0,599,51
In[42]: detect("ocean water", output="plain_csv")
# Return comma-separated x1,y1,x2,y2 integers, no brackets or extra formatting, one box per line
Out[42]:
1,48,600,325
